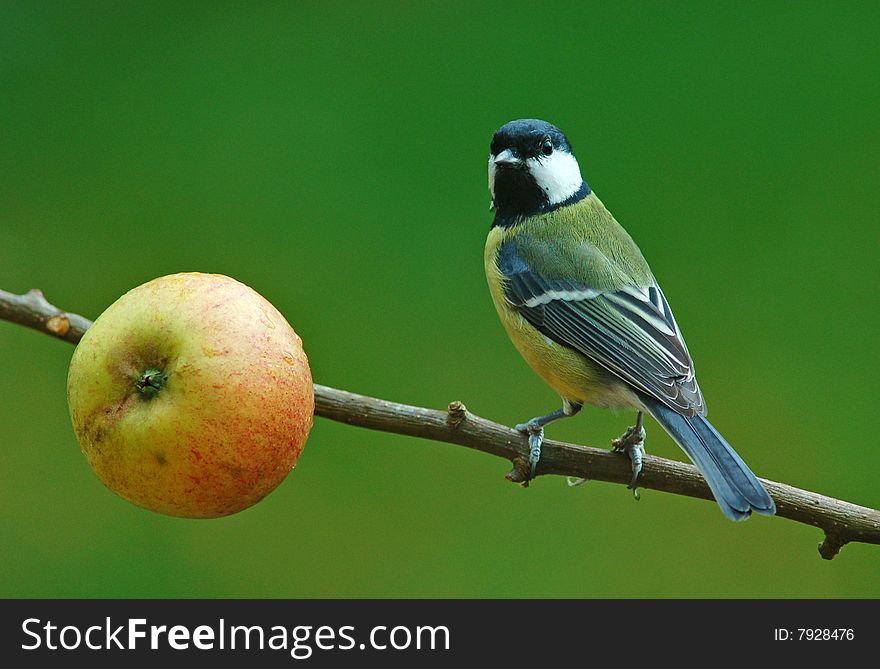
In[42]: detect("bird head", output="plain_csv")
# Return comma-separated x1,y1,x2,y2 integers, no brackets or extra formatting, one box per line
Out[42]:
488,119,586,218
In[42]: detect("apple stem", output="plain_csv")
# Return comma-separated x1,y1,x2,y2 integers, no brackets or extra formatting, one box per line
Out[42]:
136,367,167,398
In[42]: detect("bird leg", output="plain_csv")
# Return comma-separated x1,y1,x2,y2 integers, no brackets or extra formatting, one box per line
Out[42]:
612,411,646,500
515,400,582,479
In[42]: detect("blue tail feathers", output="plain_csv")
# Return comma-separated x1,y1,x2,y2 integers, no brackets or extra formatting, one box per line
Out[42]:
640,396,776,521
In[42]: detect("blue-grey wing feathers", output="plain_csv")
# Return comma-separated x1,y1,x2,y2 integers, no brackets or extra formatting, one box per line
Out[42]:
498,239,705,416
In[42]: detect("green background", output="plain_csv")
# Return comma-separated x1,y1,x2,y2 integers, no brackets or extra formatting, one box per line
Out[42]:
1,1,877,598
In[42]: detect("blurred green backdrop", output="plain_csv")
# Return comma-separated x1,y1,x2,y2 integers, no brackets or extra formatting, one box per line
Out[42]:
1,1,878,598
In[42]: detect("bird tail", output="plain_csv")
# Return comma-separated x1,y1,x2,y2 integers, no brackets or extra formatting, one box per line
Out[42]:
640,395,776,521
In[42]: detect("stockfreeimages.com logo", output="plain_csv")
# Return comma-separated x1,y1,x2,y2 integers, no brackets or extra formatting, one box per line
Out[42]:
22,618,450,658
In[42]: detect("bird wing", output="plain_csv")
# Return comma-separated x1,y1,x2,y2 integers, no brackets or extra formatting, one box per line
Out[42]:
498,239,706,416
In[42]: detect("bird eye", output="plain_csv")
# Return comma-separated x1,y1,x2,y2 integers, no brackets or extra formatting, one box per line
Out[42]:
541,138,553,156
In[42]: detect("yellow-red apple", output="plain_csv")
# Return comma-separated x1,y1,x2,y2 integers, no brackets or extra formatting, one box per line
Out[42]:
66,272,313,518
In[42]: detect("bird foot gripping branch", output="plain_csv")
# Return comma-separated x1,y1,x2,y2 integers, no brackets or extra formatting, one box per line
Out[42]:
514,418,546,480
612,414,647,500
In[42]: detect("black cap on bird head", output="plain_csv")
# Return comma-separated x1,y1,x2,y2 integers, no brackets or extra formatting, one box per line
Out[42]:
490,119,573,159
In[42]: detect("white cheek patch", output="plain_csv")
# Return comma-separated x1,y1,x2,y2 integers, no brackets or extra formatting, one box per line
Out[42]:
526,151,583,205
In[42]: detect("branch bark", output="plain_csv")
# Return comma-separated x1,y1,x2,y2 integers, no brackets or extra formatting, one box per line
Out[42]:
0,288,92,345
2,287,878,560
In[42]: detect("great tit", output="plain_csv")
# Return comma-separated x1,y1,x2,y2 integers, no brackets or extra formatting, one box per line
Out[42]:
484,119,775,521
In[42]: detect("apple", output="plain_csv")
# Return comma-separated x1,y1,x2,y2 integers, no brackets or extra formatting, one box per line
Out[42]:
66,272,314,518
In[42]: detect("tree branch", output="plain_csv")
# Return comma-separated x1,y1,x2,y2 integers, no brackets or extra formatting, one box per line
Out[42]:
2,287,878,560
0,288,92,345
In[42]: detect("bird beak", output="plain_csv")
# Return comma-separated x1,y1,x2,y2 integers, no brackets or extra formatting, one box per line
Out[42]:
493,149,520,168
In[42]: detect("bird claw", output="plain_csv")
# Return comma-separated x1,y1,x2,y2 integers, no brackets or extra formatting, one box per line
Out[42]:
612,423,646,500
516,419,544,479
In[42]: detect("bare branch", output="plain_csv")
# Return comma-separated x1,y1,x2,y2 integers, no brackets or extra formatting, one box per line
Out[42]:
2,287,878,559
0,288,92,345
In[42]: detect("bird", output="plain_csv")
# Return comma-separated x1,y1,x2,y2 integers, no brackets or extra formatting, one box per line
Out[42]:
483,118,775,521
